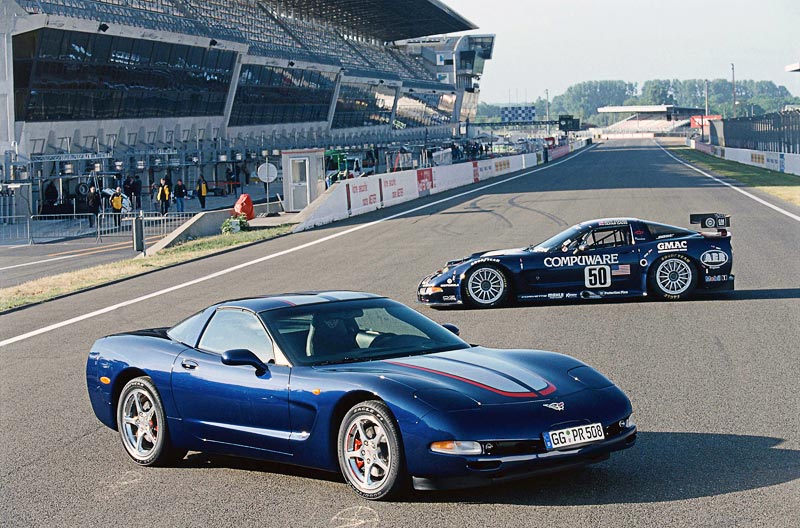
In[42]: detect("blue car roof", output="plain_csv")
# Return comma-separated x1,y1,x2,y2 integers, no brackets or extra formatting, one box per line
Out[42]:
217,291,385,312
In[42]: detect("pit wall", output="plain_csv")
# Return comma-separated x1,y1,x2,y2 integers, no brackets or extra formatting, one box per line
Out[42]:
293,140,587,231
688,139,800,177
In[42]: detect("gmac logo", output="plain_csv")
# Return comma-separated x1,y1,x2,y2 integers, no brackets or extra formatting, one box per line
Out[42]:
543,402,565,411
657,240,687,252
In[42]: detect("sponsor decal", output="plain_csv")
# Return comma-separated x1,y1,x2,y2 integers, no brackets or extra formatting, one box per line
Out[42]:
442,295,457,301
657,234,676,239
543,402,565,411
657,240,688,252
634,230,645,235
611,264,631,276
518,294,549,300
597,219,629,226
704,274,729,283
565,293,579,299
547,293,565,299
544,254,619,268
473,257,501,264
599,290,629,296
701,250,729,268
416,168,433,195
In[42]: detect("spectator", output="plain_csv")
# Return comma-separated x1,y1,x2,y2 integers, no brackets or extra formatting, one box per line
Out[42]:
156,177,170,215
195,176,208,209
132,175,142,210
123,176,133,201
44,181,58,206
86,185,100,227
173,179,187,213
110,186,123,228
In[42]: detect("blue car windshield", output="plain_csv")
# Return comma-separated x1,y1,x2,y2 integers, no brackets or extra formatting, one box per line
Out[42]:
259,298,469,366
530,225,583,252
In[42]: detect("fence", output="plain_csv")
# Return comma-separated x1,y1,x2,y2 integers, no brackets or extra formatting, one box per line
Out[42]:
97,212,198,241
0,216,31,244
29,214,96,243
711,110,800,154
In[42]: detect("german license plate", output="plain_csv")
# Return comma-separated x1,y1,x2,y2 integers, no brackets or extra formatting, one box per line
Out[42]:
543,423,604,450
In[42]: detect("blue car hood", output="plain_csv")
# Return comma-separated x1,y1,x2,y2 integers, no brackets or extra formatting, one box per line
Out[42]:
320,347,596,405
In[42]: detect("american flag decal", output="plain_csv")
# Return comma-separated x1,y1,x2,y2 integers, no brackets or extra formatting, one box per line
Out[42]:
612,264,631,276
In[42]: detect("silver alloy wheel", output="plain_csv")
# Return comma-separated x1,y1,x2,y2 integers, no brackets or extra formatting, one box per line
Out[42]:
655,258,692,295
467,267,505,305
120,388,159,461
342,415,392,493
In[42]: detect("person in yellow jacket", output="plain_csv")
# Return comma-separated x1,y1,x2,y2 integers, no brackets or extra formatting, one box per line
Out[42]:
110,186,123,227
156,177,170,215
195,175,208,209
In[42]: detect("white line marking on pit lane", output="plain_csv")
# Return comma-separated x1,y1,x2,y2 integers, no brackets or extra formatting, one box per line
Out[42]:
0,145,596,348
656,141,800,223
0,254,80,271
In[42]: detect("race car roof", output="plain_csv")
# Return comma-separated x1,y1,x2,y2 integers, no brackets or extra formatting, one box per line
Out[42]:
222,291,385,312
271,0,477,41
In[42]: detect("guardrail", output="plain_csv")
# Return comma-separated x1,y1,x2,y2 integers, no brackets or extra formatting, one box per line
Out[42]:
97,212,198,241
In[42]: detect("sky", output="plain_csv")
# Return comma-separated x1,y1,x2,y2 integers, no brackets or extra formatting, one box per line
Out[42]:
441,0,800,103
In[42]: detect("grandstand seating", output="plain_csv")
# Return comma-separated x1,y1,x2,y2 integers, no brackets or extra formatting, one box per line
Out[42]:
605,115,691,133
18,0,440,80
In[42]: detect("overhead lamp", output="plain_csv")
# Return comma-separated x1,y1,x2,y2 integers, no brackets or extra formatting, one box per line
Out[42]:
209,39,218,47
288,61,295,67
98,23,109,33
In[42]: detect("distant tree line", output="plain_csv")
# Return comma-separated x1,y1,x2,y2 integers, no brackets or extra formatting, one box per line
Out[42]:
476,79,800,127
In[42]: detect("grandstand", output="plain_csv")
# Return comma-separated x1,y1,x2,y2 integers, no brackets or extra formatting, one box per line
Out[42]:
0,0,492,211
598,105,700,136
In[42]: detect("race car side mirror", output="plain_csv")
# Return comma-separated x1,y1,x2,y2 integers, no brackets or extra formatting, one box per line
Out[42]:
442,324,460,336
222,349,269,375
573,244,587,255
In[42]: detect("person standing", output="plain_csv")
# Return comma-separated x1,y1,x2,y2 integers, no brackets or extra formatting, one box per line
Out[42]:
173,179,187,213
123,176,133,202
195,176,208,210
110,186,123,228
156,177,170,215
132,175,142,210
86,185,100,227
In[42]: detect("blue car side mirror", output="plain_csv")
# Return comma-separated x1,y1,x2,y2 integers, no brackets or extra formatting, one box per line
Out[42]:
222,349,268,375
441,324,460,336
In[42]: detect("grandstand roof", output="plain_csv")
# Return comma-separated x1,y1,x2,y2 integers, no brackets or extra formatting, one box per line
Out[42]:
786,62,800,73
275,0,477,41
598,105,704,114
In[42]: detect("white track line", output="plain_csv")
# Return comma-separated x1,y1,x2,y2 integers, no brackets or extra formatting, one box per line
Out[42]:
656,141,800,223
0,145,597,348
0,254,80,272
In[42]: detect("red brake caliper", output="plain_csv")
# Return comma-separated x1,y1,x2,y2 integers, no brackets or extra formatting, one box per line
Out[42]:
354,438,364,469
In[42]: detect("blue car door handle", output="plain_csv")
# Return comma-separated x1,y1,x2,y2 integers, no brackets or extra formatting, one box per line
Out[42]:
181,359,199,370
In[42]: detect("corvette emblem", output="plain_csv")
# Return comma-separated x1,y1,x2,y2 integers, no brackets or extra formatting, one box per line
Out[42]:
543,402,565,411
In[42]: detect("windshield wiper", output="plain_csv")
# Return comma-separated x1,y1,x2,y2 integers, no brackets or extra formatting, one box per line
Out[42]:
314,356,367,366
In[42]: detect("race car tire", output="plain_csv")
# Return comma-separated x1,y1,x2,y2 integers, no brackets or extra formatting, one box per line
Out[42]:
338,400,406,500
463,265,509,308
649,254,697,301
116,376,186,466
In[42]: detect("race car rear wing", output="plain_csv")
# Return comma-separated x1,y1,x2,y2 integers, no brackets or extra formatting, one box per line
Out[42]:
690,213,730,235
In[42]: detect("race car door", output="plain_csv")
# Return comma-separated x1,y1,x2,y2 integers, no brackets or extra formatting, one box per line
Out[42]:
559,225,640,292
171,307,292,455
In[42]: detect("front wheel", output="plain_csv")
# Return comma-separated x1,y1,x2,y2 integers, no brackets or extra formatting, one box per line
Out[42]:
464,265,509,308
117,376,186,466
338,400,406,500
649,255,697,300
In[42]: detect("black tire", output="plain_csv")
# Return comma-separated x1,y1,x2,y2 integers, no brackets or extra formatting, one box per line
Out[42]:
648,254,698,301
116,376,186,466
463,265,509,308
337,400,406,500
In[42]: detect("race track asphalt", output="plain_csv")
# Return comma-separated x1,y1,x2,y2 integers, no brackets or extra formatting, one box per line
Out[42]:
1,139,798,528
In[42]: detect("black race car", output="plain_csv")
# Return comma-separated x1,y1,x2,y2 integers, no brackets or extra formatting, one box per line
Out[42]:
418,213,734,308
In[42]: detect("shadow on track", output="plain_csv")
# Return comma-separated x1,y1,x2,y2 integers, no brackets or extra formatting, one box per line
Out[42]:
174,432,799,505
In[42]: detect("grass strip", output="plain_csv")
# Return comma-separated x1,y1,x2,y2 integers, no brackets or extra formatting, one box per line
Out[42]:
665,145,800,206
0,224,294,312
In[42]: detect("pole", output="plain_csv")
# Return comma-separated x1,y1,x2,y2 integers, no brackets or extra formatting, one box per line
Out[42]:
704,80,709,116
545,89,550,136
731,63,736,118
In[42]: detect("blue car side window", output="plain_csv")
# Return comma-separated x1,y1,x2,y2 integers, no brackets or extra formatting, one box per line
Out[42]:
198,309,275,363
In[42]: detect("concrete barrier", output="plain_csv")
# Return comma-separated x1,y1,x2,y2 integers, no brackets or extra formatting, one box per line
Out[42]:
293,141,587,232
690,140,800,177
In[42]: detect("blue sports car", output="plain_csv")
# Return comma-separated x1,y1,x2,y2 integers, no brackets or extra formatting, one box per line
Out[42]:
87,292,636,500
418,213,734,308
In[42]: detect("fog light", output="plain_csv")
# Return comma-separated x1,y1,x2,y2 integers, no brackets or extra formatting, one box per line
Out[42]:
619,414,635,429
430,440,482,455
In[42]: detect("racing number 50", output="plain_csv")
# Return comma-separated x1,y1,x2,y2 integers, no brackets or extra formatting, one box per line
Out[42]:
585,265,611,288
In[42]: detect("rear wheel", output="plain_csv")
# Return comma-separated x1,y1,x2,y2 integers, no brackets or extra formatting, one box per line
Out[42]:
464,265,509,308
649,255,697,300
117,376,186,466
338,400,406,500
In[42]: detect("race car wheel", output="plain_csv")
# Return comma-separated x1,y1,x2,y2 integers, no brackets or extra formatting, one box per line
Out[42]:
117,377,186,466
338,400,405,500
464,265,509,308
649,255,697,301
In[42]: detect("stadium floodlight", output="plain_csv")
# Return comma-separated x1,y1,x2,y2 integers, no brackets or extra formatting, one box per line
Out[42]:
98,23,109,32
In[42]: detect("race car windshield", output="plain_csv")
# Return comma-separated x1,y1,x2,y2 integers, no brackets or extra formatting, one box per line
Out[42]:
260,298,470,366
529,225,583,252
